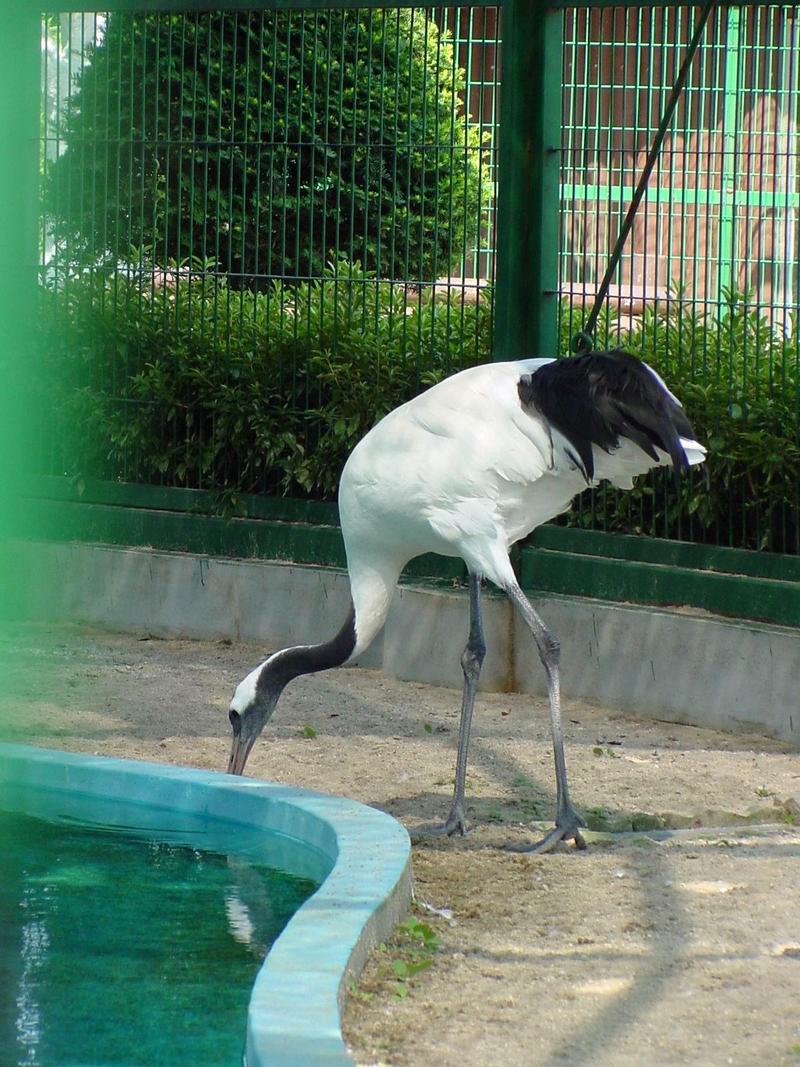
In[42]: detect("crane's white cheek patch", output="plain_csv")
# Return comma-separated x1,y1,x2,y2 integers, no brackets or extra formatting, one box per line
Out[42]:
230,664,262,714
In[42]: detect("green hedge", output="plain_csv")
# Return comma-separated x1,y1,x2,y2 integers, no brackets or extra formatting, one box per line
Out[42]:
38,265,491,506
559,294,800,553
39,273,799,552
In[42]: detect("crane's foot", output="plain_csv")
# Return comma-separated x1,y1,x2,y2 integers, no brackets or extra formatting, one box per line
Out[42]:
509,804,588,855
412,801,470,840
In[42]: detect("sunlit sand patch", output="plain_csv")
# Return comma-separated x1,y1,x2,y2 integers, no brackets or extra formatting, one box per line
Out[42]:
678,880,744,895
573,976,633,997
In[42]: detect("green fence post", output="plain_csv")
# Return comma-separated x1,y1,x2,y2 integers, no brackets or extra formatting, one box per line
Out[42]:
493,0,563,360
0,2,40,620
718,5,741,300
777,10,800,313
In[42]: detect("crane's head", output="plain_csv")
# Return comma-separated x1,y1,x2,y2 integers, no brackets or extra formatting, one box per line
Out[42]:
226,657,288,775
226,614,355,774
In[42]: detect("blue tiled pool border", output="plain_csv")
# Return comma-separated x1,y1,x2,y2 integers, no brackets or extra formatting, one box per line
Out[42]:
0,743,413,1067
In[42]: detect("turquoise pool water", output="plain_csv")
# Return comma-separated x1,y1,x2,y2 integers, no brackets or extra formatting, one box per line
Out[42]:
0,810,318,1067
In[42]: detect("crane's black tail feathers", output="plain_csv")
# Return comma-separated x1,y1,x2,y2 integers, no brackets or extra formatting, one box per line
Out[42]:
518,350,698,486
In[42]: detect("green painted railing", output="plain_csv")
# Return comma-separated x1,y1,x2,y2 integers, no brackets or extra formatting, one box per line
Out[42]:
3,1,800,622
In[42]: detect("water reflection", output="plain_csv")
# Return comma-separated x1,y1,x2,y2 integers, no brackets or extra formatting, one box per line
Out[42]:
16,904,49,1066
1,811,317,1067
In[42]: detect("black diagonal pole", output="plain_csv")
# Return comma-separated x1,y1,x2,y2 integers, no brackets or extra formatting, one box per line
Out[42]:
572,0,717,354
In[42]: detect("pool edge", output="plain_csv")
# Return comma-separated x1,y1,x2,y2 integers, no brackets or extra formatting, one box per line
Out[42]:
0,743,413,1067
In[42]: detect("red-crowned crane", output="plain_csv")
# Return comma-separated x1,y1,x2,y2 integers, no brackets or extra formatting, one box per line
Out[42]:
226,350,706,853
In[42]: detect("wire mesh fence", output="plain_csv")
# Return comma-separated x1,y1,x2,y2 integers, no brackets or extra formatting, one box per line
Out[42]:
558,4,800,553
561,5,800,329
36,4,800,553
39,8,498,498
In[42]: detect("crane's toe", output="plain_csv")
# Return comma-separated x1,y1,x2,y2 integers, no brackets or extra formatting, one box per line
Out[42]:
442,804,470,837
412,802,471,841
510,804,588,855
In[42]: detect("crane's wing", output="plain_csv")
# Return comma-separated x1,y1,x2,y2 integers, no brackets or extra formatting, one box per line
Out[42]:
518,349,702,484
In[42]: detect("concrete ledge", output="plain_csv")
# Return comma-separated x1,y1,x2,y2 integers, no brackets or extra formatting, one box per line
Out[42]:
512,597,800,743
8,540,800,746
0,743,413,1067
8,539,383,666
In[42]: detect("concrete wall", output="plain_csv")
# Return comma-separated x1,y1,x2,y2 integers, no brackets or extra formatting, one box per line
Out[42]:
9,540,800,746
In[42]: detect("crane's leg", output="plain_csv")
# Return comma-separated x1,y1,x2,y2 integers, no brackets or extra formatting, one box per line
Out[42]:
440,570,486,836
414,571,485,839
505,580,587,854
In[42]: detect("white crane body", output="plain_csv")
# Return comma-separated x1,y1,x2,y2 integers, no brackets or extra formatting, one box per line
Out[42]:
227,350,706,853
339,357,703,658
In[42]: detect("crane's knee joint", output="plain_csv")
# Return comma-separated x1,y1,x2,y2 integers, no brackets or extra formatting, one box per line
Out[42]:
461,638,486,676
538,629,560,668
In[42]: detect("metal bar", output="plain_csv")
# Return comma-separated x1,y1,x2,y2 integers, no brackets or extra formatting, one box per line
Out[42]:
36,0,800,11
493,1,563,358
778,11,799,347
562,180,800,210
44,0,500,11
448,5,467,367
698,2,717,387
592,8,606,333
606,6,623,346
0,3,40,527
718,4,740,298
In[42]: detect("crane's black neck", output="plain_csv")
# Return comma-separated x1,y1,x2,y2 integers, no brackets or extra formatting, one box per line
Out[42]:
519,349,695,483
256,604,357,694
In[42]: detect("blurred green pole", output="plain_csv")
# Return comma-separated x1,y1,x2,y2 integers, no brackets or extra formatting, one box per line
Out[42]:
718,5,740,301
0,2,40,622
493,0,563,360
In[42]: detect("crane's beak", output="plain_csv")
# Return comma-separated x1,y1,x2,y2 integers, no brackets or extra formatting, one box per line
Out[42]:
227,730,256,776
225,685,281,776
227,708,258,776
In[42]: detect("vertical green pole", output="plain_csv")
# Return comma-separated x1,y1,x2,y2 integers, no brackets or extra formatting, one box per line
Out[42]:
718,5,740,300
0,2,40,624
776,11,798,324
493,0,563,360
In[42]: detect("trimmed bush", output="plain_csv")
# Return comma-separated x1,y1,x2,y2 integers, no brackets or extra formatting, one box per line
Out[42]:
559,293,800,553
40,274,799,552
38,264,491,503
46,10,490,284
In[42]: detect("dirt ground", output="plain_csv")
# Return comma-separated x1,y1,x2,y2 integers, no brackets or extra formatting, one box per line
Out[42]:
2,622,800,1067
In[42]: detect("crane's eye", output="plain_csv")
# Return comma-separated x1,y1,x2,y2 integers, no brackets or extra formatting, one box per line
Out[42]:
229,709,241,732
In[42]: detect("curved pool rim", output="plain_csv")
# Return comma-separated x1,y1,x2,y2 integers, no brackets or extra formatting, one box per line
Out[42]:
0,743,413,1067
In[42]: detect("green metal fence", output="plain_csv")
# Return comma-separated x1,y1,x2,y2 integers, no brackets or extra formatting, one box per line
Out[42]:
4,1,800,566
38,7,499,498
559,4,800,553
561,6,800,323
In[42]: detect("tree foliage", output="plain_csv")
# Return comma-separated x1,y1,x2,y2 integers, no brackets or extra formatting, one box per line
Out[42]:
38,271,800,552
38,265,491,502
46,10,490,284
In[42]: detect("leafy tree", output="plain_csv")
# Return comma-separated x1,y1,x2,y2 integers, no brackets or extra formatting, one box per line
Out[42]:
46,10,490,283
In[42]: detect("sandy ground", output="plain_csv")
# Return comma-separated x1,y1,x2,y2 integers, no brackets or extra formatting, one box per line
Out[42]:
2,622,800,1067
